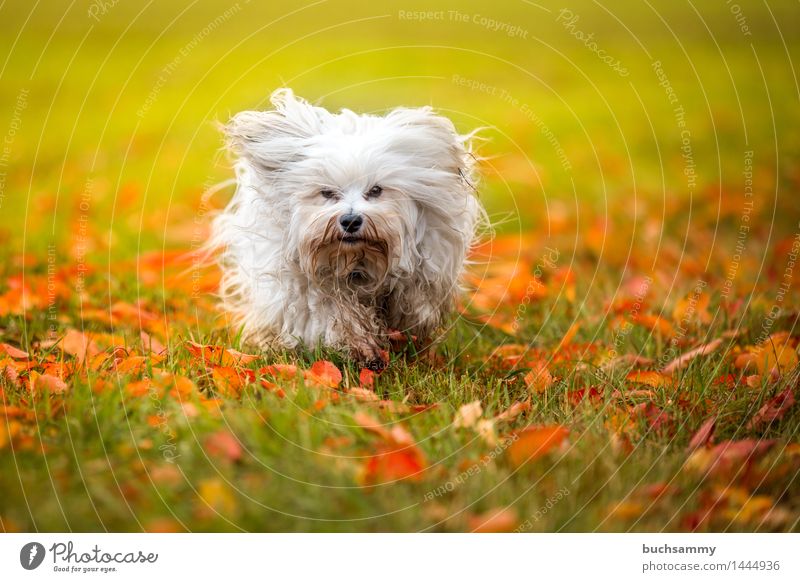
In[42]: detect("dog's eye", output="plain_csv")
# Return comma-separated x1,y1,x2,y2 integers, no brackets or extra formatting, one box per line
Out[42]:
366,185,383,198
320,189,336,199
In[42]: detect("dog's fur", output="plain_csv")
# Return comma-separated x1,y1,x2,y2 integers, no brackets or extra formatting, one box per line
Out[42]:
212,89,482,368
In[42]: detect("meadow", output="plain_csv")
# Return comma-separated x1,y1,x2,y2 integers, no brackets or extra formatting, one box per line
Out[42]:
0,0,799,531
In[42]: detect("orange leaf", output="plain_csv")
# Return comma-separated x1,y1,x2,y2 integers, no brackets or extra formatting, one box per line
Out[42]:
29,371,68,394
467,507,519,533
626,370,672,388
633,314,675,338
523,361,553,394
362,445,426,484
507,425,569,467
493,400,530,424
0,343,28,359
555,322,581,351
305,360,342,388
185,341,258,366
58,329,100,363
359,368,375,388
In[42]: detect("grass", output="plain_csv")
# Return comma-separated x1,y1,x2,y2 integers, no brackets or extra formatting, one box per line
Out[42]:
1,0,799,532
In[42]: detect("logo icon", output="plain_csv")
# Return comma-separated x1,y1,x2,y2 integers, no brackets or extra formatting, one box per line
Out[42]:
20,542,46,570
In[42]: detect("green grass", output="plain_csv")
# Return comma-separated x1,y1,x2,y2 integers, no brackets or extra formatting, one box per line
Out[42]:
1,0,799,532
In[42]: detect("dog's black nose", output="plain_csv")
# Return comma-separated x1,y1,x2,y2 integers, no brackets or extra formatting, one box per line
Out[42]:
339,213,363,233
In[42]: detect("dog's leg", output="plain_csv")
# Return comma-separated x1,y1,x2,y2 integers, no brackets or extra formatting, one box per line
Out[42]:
326,299,387,370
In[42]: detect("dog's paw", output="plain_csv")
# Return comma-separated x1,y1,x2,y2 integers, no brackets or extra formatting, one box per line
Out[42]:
351,342,388,372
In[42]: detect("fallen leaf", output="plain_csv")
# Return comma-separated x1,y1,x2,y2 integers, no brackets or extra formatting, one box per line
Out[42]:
688,416,716,450
467,507,518,532
626,370,672,388
185,341,258,366
493,400,530,424
362,445,427,484
507,425,569,467
29,371,68,394
747,387,795,429
555,322,581,351
662,339,723,375
58,329,100,363
453,400,483,429
523,361,554,394
0,343,28,359
359,368,375,388
204,430,243,462
305,360,342,388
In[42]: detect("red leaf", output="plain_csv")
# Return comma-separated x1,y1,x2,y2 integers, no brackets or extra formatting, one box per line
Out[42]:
688,416,716,450
359,368,375,388
362,445,426,484
0,343,28,359
747,388,796,429
204,430,243,462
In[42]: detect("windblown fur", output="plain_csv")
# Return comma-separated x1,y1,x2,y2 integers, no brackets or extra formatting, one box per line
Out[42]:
212,89,482,368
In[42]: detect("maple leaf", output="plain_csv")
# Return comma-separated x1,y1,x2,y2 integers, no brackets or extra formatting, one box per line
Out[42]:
507,425,569,467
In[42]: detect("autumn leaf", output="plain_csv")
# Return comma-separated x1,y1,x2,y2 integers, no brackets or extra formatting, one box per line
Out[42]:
507,425,569,467
633,314,675,338
524,361,554,394
361,445,427,484
58,329,100,363
662,339,723,375
453,400,483,429
467,507,519,532
555,322,581,351
204,430,243,462
0,343,28,359
185,340,258,366
196,478,237,517
672,291,712,325
687,416,716,450
304,360,342,388
211,366,253,397
359,368,375,388
493,400,530,424
626,370,672,388
29,371,68,394
747,387,795,429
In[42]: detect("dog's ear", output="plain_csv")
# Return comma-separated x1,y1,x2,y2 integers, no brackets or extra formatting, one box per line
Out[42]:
384,106,474,178
225,89,325,173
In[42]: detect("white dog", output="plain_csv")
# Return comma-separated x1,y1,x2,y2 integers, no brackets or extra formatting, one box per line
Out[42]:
212,89,482,369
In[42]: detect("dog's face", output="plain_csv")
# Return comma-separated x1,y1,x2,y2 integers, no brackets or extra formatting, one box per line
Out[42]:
226,90,473,292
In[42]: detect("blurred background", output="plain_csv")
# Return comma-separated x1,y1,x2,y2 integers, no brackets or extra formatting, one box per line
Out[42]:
1,0,798,265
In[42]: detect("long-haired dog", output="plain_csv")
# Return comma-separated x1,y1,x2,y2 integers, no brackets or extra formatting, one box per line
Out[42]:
212,89,482,369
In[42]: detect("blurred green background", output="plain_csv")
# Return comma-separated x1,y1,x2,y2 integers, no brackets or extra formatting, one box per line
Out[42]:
1,0,798,260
